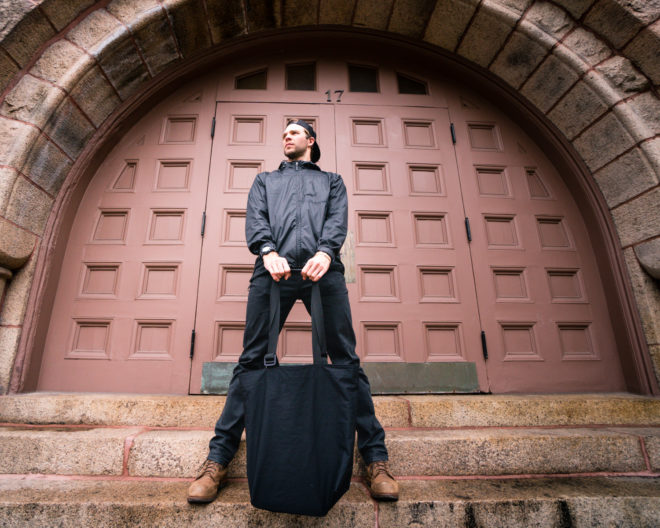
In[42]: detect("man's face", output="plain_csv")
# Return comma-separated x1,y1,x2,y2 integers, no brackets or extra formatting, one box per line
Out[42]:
282,124,314,161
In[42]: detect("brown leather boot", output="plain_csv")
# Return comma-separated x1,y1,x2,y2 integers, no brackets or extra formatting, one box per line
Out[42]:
365,460,399,501
187,459,228,503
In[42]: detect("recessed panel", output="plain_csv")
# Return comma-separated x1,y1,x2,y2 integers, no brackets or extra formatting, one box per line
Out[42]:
218,265,252,299
485,215,518,248
419,267,457,302
526,168,551,199
162,116,196,144
547,269,585,302
81,264,119,296
425,323,463,359
354,163,389,194
228,161,261,192
93,210,128,242
356,212,393,246
282,323,313,361
352,119,384,146
501,323,541,361
131,321,173,359
156,161,190,191
414,213,448,246
468,123,502,151
362,322,402,360
408,165,443,195
558,323,596,360
359,266,398,301
537,217,571,249
140,264,178,297
223,211,247,245
232,117,264,144
68,320,110,359
148,210,185,242
476,167,509,197
403,120,434,147
112,161,136,190
214,322,244,360
493,268,528,301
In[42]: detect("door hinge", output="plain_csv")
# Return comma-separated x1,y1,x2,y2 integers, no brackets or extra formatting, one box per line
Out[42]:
201,211,206,237
210,116,216,139
464,217,472,242
190,329,196,359
450,123,456,144
480,330,488,360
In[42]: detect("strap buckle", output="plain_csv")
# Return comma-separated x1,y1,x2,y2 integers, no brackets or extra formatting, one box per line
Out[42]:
264,355,277,367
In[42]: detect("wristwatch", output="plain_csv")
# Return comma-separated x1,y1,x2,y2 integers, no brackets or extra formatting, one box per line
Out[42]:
260,245,275,257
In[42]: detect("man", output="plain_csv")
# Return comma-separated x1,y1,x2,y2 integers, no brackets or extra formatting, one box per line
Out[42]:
187,119,398,505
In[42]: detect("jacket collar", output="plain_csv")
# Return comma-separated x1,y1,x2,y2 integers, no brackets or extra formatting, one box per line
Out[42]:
278,160,321,171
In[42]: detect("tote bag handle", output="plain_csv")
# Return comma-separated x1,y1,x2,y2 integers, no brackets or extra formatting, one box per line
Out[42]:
264,280,327,367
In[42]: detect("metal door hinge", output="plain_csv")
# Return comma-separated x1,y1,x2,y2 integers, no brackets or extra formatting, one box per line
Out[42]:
201,211,206,237
190,329,196,359
450,123,456,144
211,116,216,138
464,217,472,242
480,331,488,360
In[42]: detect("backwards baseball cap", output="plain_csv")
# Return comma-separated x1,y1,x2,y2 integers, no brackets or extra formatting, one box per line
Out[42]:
287,119,320,163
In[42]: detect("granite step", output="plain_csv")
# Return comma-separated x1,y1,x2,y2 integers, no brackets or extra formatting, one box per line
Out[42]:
2,392,660,428
1,425,658,478
0,476,658,527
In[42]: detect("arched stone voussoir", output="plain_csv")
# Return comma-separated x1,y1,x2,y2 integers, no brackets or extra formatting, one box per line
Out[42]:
422,0,479,51
0,75,67,133
160,0,213,58
0,118,40,174
30,39,95,94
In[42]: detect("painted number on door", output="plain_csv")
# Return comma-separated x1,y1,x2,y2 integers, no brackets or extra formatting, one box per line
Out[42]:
325,90,344,103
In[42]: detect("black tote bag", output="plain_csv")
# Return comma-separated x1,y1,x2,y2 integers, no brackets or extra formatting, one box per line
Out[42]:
237,279,359,517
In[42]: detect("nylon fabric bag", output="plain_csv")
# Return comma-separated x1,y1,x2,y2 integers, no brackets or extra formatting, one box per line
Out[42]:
237,279,359,517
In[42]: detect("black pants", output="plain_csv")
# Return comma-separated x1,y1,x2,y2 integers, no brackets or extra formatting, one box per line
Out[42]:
207,267,388,466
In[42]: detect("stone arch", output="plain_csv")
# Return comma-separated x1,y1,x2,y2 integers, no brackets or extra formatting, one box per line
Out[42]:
0,0,657,393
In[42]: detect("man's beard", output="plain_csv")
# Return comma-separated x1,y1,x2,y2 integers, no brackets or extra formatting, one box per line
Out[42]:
285,144,307,160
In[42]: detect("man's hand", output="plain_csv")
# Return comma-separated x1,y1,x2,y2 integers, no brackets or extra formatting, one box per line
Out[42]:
263,252,291,281
301,251,331,281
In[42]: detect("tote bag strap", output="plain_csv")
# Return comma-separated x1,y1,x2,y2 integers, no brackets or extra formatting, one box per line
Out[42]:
264,280,328,367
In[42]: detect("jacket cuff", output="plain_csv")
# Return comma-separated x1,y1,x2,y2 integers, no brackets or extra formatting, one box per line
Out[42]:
316,247,334,262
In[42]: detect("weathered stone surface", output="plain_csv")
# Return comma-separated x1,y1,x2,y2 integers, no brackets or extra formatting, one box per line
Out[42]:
378,428,646,476
457,3,516,67
21,133,72,196
650,344,660,392
43,97,96,159
0,250,38,326
573,112,636,171
625,19,660,86
593,147,659,207
562,26,612,67
67,9,123,52
636,429,660,471
133,13,181,75
406,394,660,427
0,48,20,94
623,247,660,345
39,0,96,31
0,425,140,475
640,136,660,176
551,0,594,19
521,54,579,113
106,0,161,25
280,0,317,27
497,0,532,15
423,0,479,51
596,56,650,96
379,478,660,528
0,75,66,130
548,80,608,140
0,167,18,214
69,64,121,128
629,91,660,136
0,479,374,527
524,0,574,40
352,0,394,30
490,28,548,89
162,0,213,57
0,215,36,269
635,238,660,280
0,117,40,170
97,33,151,101
584,0,655,50
30,40,88,91
319,0,354,25
0,0,35,41
0,5,55,67
0,326,21,395
388,0,437,39
613,187,660,247
4,176,54,235
206,0,247,43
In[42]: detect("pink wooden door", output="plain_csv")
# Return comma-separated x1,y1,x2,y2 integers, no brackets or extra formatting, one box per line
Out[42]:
189,102,335,392
37,79,216,393
449,95,625,392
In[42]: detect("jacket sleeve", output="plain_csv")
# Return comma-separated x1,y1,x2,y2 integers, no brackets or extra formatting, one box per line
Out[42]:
317,173,348,260
246,173,276,255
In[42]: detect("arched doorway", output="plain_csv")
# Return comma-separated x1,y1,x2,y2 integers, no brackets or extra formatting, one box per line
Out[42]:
35,41,625,394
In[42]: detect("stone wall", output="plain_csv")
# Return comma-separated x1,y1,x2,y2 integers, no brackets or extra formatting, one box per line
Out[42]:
0,0,658,393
